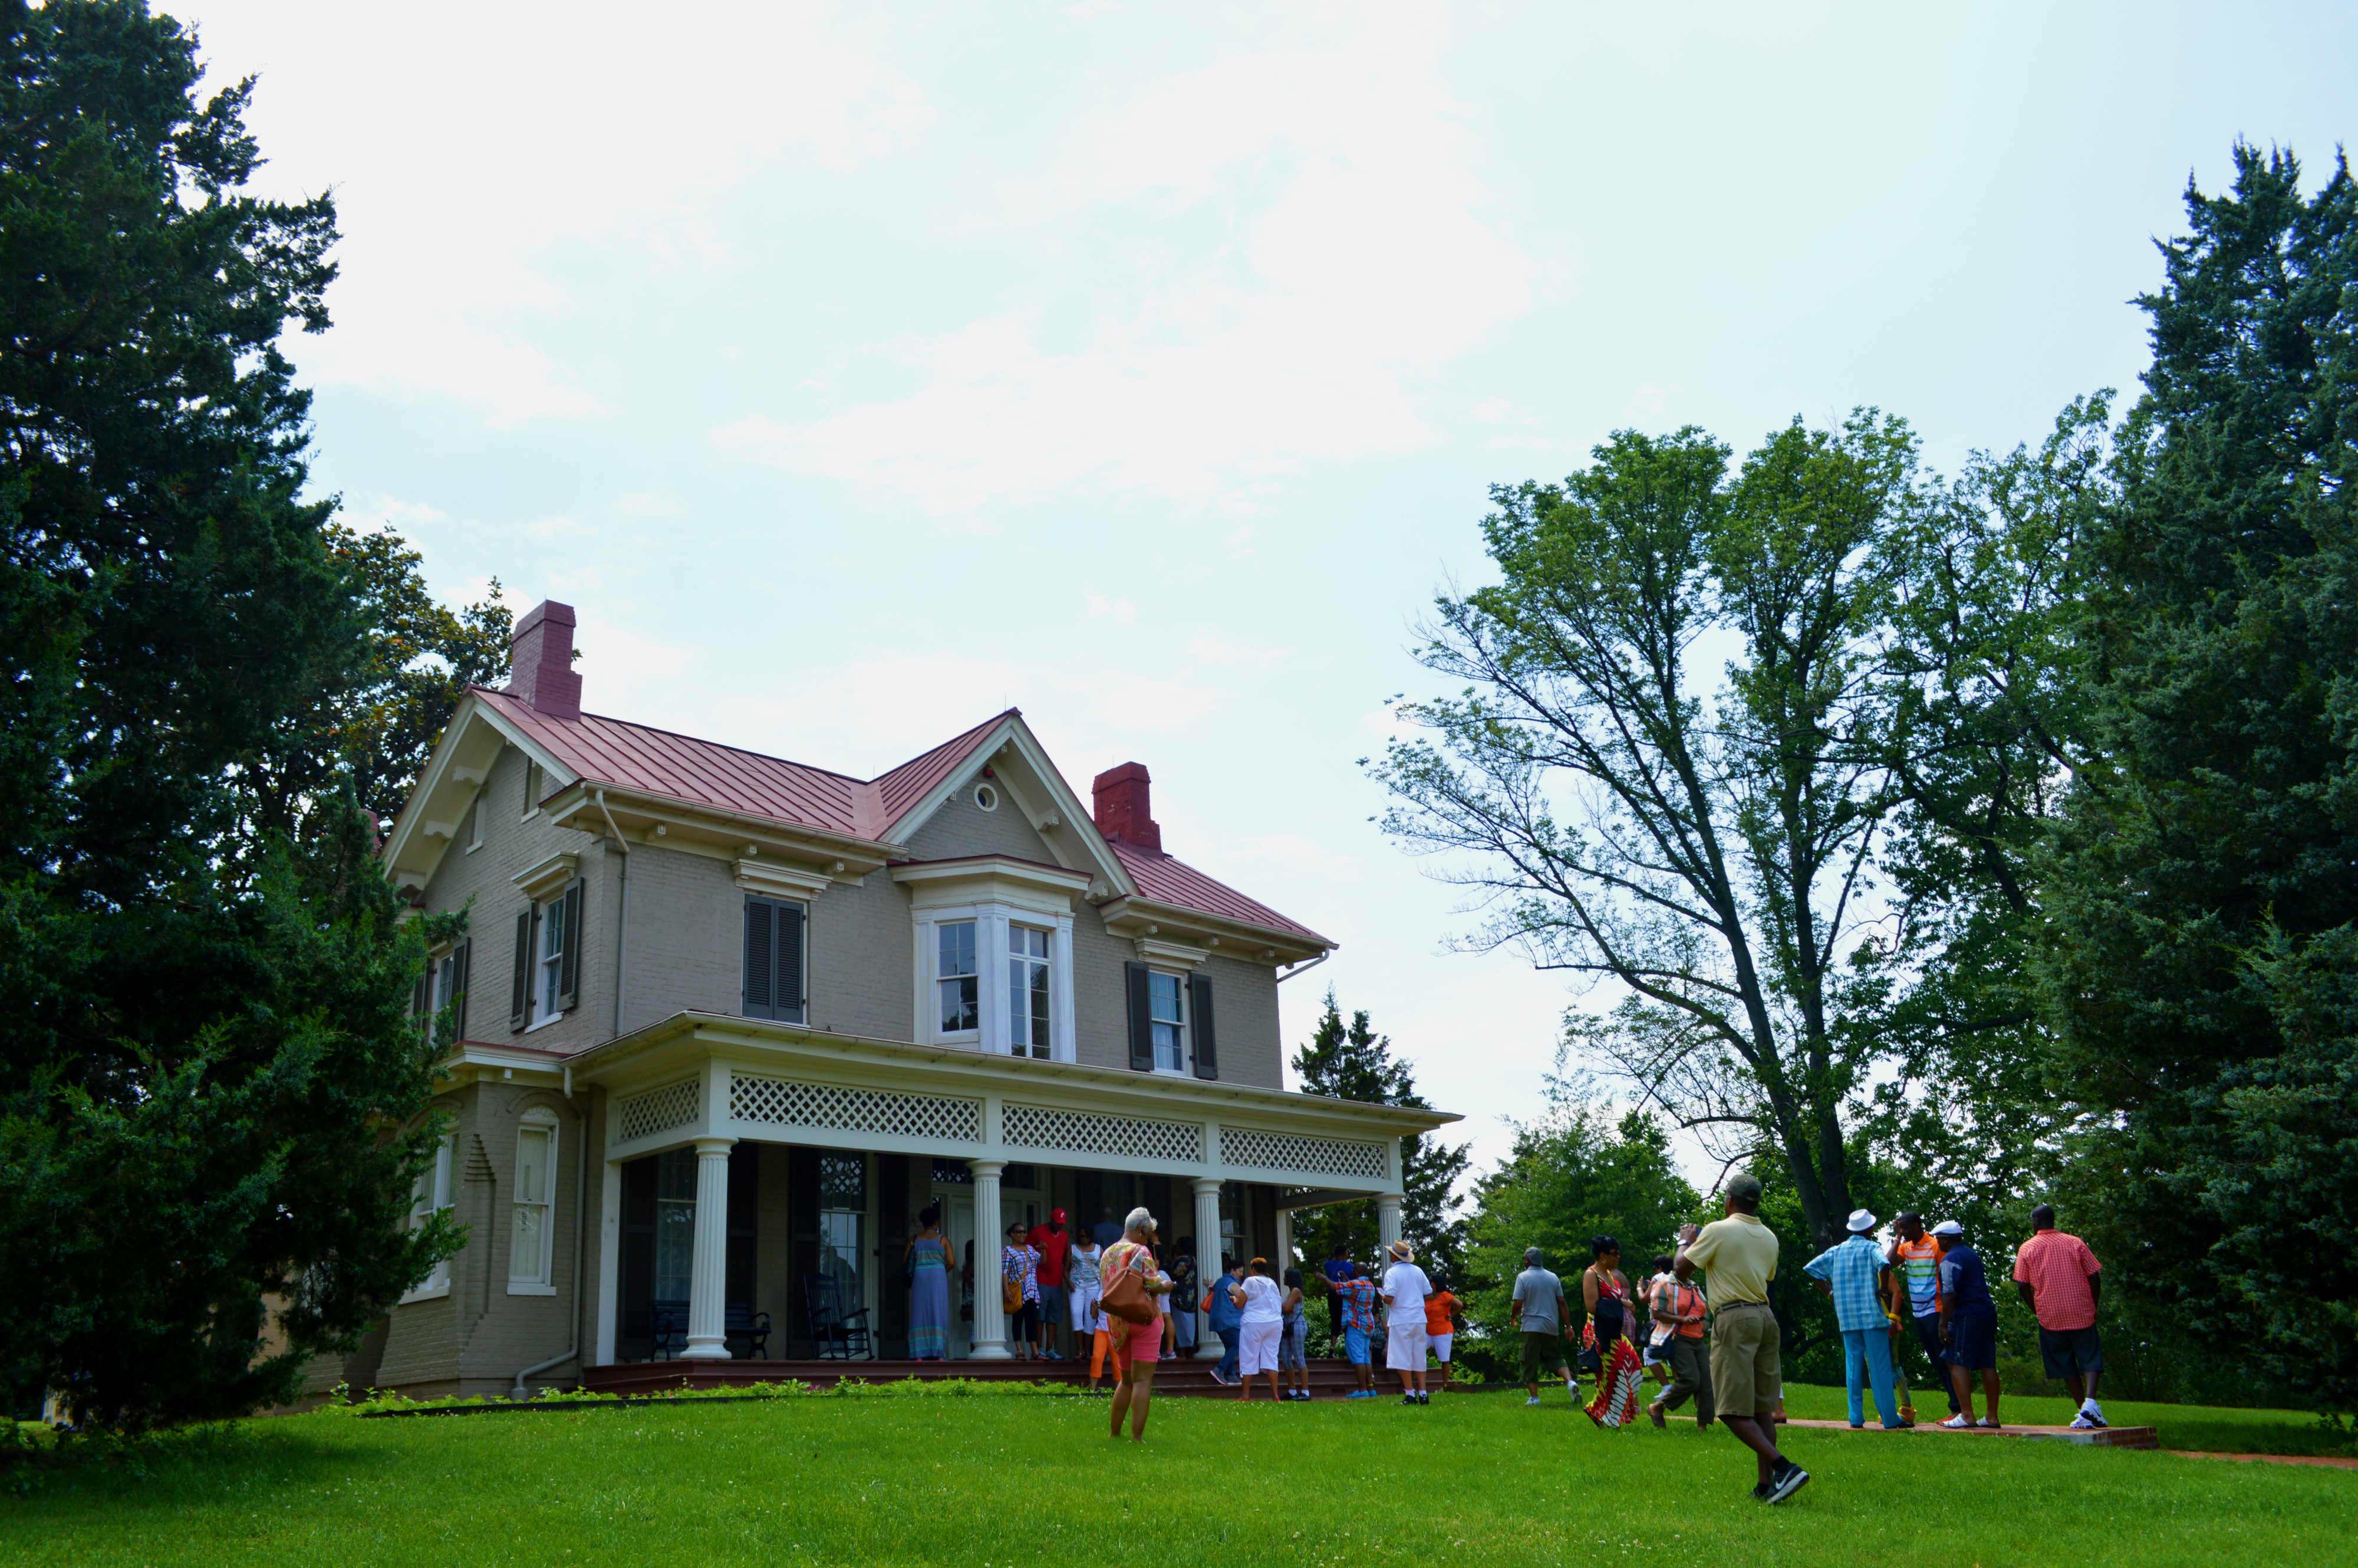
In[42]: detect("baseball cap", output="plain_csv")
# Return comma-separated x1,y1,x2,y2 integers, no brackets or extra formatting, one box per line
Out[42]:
1050,1208,1068,1224
1931,1220,1964,1237
1727,1174,1764,1203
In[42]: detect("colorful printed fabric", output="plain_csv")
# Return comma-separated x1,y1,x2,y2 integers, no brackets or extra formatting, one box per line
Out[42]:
1333,1276,1377,1333
1586,1335,1645,1429
1651,1275,1708,1340
1804,1234,1891,1332
1002,1243,1040,1304
1891,1235,1943,1316
1068,1244,1101,1291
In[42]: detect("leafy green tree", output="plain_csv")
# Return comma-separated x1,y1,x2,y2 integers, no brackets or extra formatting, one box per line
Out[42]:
2034,144,2358,1409
1373,414,1923,1250
1458,1092,1697,1342
0,0,454,1428
1287,989,1469,1286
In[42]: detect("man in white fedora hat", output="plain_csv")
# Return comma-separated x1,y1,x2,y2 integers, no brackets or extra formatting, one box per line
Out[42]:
1804,1209,1910,1430
1379,1239,1435,1405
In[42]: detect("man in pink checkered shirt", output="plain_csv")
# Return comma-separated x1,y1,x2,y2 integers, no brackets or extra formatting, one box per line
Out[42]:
2013,1204,2106,1429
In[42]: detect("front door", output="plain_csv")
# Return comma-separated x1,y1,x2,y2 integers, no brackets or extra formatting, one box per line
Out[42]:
934,1185,975,1359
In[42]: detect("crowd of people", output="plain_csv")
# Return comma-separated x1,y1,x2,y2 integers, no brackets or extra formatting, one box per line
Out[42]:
907,1187,2112,1494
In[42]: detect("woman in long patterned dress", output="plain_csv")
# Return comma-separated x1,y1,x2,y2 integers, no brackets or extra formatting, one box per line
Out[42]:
1583,1235,1644,1428
1099,1208,1175,1441
903,1204,953,1361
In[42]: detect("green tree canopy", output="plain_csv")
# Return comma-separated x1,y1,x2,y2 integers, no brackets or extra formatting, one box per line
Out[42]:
0,0,455,1427
1458,1095,1698,1339
1287,990,1469,1285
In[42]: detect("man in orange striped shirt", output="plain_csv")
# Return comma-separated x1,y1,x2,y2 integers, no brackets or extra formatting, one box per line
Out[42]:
1886,1212,1955,1418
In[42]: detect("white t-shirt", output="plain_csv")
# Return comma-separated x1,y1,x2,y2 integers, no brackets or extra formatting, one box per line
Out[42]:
1239,1273,1283,1325
1381,1261,1433,1322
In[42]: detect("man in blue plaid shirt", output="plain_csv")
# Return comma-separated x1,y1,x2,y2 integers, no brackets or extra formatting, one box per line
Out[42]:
1805,1210,1911,1429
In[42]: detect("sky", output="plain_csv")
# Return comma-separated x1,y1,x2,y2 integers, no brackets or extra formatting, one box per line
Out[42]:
177,0,2354,1188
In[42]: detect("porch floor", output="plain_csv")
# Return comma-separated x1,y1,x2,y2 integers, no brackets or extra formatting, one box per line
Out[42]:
582,1357,1450,1399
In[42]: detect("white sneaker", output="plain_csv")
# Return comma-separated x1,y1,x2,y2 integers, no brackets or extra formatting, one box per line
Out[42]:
1526,1395,1542,1406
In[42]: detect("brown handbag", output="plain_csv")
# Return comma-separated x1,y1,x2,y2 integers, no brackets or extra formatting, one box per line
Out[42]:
1002,1277,1022,1314
1101,1250,1157,1325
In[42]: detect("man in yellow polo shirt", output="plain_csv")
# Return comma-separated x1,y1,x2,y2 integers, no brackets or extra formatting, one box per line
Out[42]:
1676,1174,1808,1505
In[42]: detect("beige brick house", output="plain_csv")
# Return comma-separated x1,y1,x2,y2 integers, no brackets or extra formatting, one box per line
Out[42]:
351,601,1454,1398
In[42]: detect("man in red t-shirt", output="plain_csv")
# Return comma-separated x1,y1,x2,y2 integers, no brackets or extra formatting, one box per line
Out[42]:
2013,1203,2105,1428
1027,1209,1073,1360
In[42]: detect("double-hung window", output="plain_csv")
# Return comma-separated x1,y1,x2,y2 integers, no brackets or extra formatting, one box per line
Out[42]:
509,879,581,1033
1148,971,1188,1072
936,920,979,1036
401,1129,455,1302
1009,925,1051,1058
509,1111,558,1293
535,893,568,1025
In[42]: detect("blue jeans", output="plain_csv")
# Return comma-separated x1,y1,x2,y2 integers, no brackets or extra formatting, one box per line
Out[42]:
1842,1326,1902,1426
1215,1323,1240,1381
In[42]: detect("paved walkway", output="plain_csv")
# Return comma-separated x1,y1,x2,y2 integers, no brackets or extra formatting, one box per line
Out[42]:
2172,1450,2358,1470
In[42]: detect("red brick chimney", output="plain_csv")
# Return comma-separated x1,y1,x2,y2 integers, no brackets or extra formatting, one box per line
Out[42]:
1092,762,1161,853
507,600,582,720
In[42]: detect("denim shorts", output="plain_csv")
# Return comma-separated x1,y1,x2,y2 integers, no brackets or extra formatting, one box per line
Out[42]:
1344,1326,1370,1365
1279,1317,1308,1370
1942,1309,1997,1372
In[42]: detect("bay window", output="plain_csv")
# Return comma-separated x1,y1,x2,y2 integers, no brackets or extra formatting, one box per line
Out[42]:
936,920,979,1035
1010,925,1052,1058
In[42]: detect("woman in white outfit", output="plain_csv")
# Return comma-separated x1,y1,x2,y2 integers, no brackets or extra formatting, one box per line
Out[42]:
1068,1236,1104,1391
1230,1257,1286,1402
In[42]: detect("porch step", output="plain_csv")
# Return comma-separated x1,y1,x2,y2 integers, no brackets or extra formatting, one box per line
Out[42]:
579,1357,1435,1399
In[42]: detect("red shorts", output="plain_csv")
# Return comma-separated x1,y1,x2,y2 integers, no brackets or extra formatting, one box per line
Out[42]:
1114,1317,1163,1371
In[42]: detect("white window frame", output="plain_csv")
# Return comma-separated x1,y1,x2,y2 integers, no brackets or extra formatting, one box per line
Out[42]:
421,947,458,1050
1147,967,1191,1076
464,798,482,852
400,1129,455,1304
1009,923,1052,1059
522,759,543,820
933,917,981,1041
528,892,567,1032
508,1109,559,1294
910,902,1075,1060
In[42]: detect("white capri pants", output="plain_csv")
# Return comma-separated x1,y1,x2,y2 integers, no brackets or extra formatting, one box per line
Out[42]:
1069,1285,1101,1333
1430,1332,1453,1362
1386,1323,1430,1372
1238,1319,1283,1376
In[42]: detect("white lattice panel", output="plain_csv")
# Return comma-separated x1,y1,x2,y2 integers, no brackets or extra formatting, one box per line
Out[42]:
614,1078,700,1144
1219,1126,1388,1181
1002,1103,1203,1164
730,1075,982,1144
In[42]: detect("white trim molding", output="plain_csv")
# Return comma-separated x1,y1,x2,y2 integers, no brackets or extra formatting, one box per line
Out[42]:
512,851,581,903
735,857,832,901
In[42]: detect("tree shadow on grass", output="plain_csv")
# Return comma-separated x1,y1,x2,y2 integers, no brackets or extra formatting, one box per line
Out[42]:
1,1420,377,1529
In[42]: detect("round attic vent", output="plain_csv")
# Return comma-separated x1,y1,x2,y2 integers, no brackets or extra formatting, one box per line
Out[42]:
973,783,999,812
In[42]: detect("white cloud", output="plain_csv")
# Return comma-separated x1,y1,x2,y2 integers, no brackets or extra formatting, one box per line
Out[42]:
192,1,933,424
1084,590,1135,624
715,5,1533,511
524,516,582,540
1188,636,1289,668
342,495,444,534
614,492,686,519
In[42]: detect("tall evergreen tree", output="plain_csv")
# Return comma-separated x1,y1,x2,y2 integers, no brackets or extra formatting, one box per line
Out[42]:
0,0,455,1427
2036,144,2358,1408
1287,990,1468,1283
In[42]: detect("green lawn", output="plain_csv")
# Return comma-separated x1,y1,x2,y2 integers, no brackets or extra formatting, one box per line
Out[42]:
2,1385,2347,1567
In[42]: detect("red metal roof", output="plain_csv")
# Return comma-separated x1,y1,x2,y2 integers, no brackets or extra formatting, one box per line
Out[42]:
469,689,1328,946
1108,840,1329,944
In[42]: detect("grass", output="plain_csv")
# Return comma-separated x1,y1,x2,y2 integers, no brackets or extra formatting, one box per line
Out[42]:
1,1383,2347,1567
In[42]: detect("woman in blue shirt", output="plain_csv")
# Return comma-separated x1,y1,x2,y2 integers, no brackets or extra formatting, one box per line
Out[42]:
1932,1220,2002,1429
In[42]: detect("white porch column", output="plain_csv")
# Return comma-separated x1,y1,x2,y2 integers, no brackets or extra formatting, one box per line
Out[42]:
681,1137,736,1359
1191,1177,1224,1359
594,1157,623,1368
1275,1209,1293,1274
1376,1193,1403,1251
1049,914,1076,1063
969,1159,1010,1359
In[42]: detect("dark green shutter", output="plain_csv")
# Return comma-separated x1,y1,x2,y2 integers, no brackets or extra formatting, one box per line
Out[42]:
743,898,774,1017
556,879,584,1012
1124,961,1154,1072
777,902,806,1022
1189,972,1218,1081
509,908,533,1032
451,938,471,1040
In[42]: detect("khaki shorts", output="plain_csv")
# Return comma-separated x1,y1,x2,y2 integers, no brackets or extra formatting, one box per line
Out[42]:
1708,1301,1780,1418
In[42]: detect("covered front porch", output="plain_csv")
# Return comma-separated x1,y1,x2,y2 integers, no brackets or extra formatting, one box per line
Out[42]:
577,1013,1447,1376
